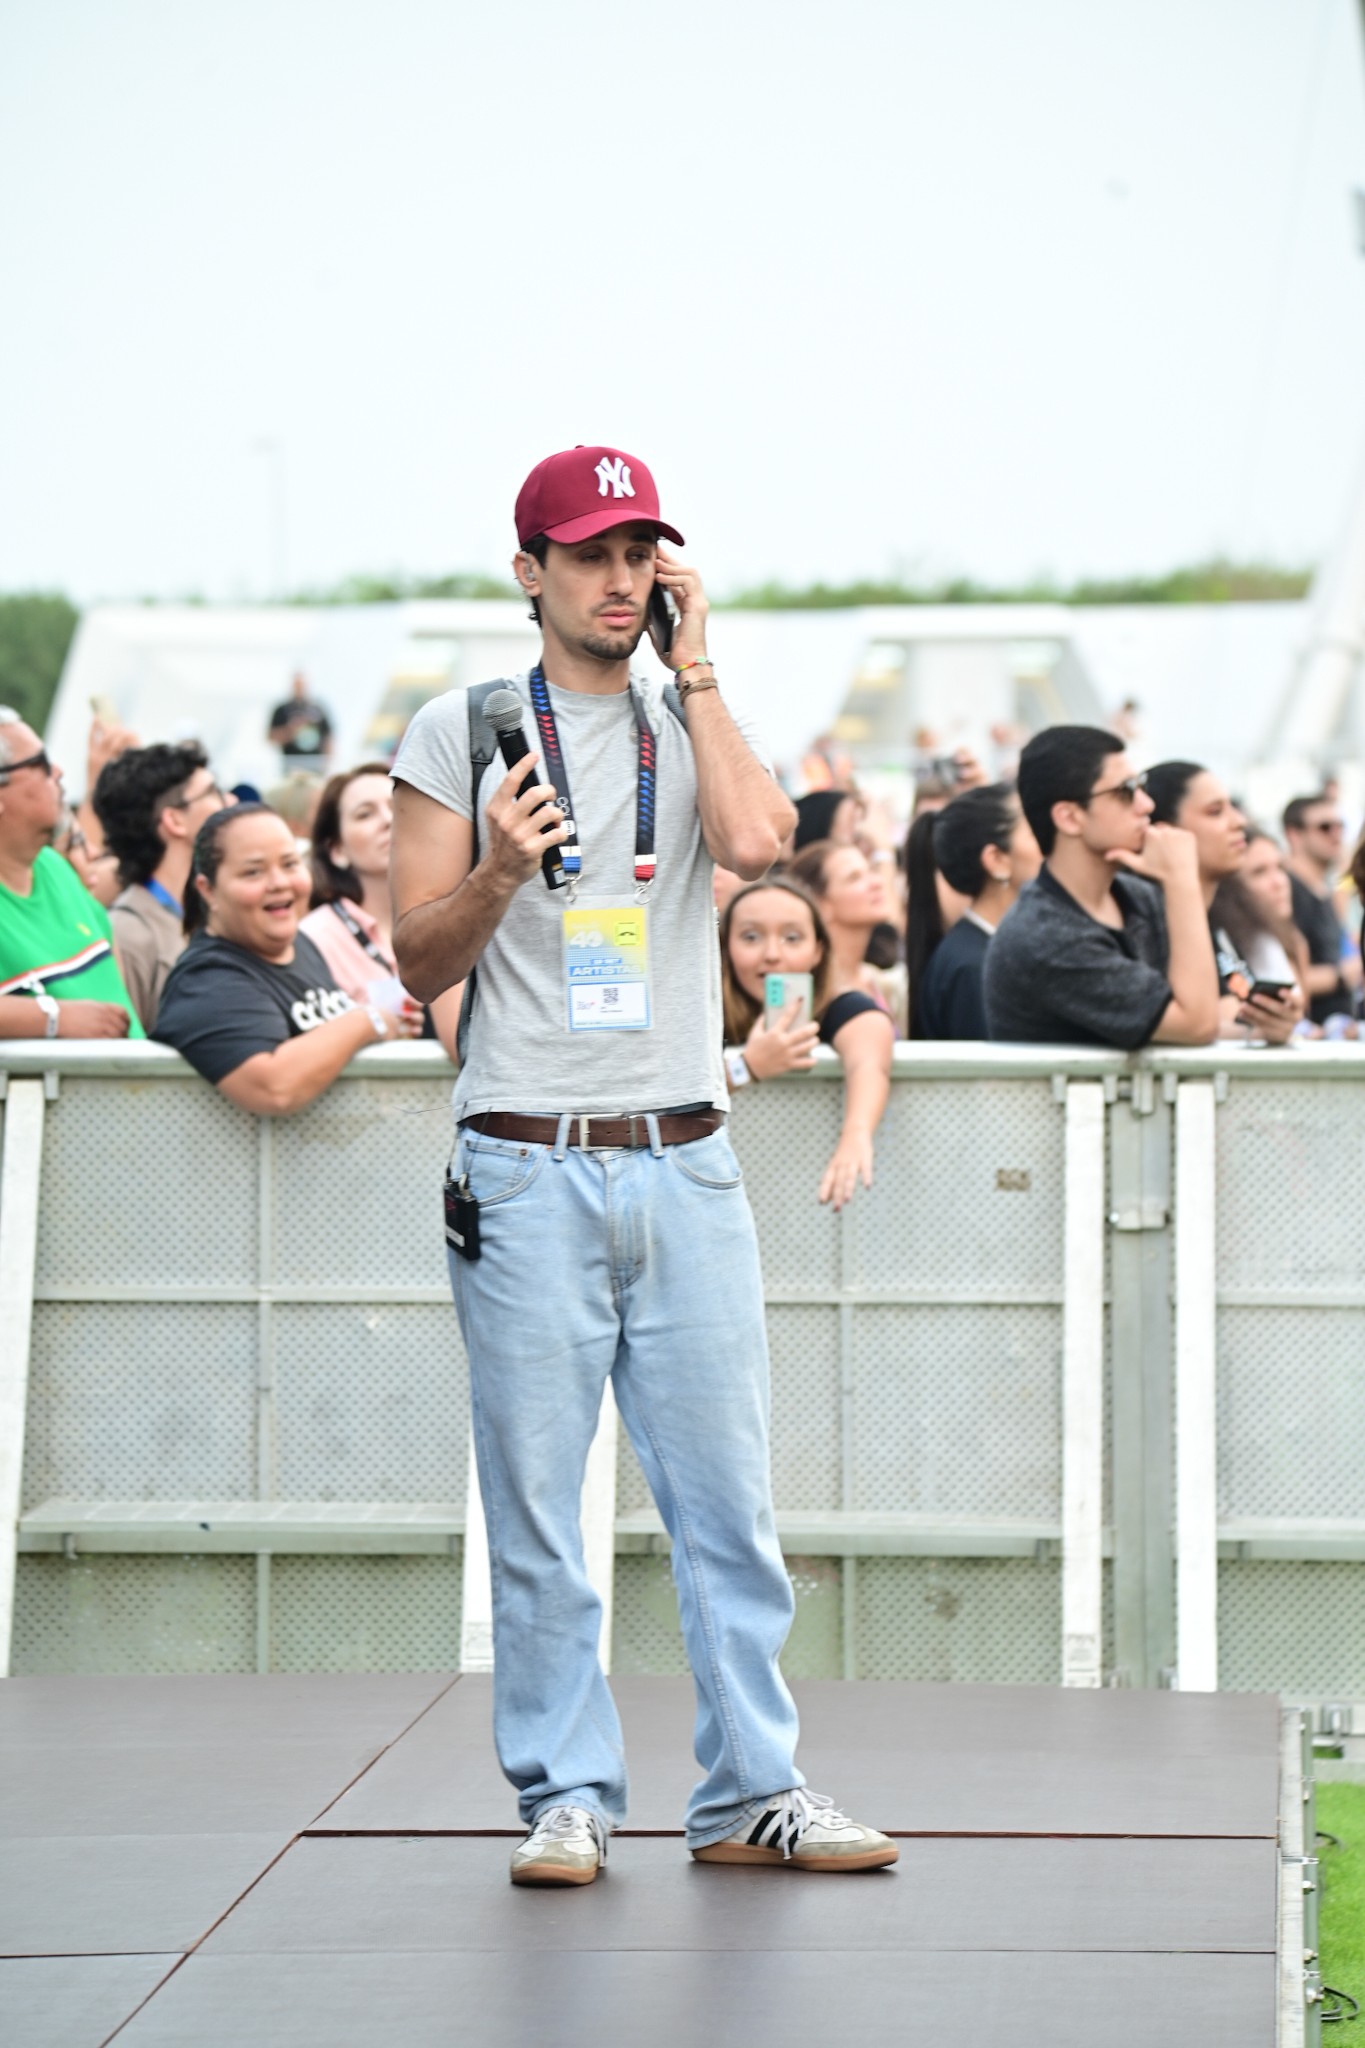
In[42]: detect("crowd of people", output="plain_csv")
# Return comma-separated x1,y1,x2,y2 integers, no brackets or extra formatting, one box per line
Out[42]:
2,690,1362,1203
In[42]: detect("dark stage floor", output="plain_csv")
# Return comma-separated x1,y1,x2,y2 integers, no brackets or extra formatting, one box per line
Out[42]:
0,1673,1287,2047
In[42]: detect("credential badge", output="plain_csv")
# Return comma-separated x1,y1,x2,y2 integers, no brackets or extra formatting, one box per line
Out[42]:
594,456,634,500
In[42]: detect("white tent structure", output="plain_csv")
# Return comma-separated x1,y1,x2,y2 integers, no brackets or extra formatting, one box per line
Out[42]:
46,596,1323,821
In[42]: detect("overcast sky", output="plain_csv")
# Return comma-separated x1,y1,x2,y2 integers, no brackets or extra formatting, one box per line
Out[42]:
3,0,1365,604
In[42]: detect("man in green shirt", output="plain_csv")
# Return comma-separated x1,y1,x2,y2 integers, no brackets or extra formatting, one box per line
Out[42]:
0,710,143,1040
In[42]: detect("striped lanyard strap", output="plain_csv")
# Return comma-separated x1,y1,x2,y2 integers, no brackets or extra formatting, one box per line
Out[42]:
528,666,658,891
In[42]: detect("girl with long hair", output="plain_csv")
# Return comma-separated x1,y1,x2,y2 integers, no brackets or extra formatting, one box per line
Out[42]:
787,838,906,1032
720,876,894,1211
1145,762,1305,1043
300,762,458,1056
1211,829,1310,1000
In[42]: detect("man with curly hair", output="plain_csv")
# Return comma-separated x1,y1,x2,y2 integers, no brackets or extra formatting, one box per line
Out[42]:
93,742,226,1030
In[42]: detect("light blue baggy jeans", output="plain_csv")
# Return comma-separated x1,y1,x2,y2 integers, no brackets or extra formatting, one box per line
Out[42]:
446,1118,803,1848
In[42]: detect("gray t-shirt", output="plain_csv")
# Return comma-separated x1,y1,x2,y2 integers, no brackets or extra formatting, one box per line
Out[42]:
392,671,734,1118
983,866,1173,1050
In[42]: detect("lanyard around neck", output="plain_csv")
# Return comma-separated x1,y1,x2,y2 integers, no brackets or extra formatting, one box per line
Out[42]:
328,898,395,972
528,666,657,889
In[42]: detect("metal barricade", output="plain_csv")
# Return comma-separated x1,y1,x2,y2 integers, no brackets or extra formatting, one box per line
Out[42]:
1,1039,1363,1721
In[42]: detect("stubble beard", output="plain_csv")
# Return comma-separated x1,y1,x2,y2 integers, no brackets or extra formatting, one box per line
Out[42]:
579,627,644,664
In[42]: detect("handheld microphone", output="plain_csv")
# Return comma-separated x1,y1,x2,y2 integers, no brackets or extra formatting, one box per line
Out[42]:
483,687,568,891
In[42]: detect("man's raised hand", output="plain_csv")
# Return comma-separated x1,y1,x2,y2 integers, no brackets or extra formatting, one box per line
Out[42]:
482,751,571,887
1107,822,1201,888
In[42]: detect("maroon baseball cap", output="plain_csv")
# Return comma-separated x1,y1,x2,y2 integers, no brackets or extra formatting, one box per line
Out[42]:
515,444,684,549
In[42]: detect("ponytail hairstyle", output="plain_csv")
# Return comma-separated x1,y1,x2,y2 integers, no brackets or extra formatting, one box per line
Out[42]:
904,783,1021,1038
184,803,274,938
718,876,834,1046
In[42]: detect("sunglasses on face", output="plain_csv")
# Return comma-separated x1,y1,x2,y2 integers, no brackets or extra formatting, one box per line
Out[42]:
1085,770,1149,805
161,778,224,812
0,748,53,782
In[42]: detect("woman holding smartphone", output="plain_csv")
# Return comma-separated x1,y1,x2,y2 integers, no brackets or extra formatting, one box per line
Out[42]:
1145,762,1306,1044
720,877,894,1211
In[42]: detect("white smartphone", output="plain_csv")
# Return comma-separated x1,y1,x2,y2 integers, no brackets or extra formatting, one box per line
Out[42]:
764,972,814,1027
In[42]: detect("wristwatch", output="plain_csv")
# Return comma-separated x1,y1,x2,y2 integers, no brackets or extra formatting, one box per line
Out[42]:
34,992,59,1040
725,1047,752,1090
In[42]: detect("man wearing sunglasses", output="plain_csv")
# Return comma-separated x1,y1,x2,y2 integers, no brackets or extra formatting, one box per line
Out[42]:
1282,794,1359,1027
0,711,142,1041
984,724,1219,1048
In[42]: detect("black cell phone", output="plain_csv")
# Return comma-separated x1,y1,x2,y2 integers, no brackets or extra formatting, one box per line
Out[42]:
1246,980,1294,1003
646,582,675,659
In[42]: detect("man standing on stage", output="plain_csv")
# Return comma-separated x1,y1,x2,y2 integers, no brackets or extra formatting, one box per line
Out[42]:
391,445,895,1886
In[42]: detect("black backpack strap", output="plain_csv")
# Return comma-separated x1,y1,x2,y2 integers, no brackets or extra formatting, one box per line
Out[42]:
456,681,508,1067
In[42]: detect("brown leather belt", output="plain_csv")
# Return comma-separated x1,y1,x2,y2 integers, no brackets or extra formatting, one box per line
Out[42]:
461,1110,724,1150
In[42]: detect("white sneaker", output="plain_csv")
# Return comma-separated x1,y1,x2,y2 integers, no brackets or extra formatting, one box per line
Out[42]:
509,1804,608,1887
692,1788,898,1872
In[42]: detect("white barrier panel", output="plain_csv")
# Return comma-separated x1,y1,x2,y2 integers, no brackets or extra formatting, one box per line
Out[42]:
1061,1082,1105,1689
1175,1080,1219,1692
3,1039,1364,1704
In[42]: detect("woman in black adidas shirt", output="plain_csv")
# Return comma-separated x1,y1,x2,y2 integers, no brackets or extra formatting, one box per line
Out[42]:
154,805,419,1113
720,876,894,1212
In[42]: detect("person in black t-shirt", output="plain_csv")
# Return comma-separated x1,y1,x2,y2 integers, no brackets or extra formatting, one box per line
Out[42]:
267,672,334,767
904,783,1041,1039
153,805,418,1111
1282,793,1358,1025
984,726,1220,1049
719,876,894,1210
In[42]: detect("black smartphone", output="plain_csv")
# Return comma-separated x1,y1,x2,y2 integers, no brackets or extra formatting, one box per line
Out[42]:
1246,979,1294,1003
647,582,676,659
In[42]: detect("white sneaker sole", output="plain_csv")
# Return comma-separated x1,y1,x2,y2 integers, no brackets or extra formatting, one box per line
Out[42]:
691,1839,898,1872
509,1860,600,1887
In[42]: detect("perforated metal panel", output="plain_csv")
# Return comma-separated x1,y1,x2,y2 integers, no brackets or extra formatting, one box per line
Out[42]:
22,1303,258,1506
33,1077,257,1292
611,1555,691,1676
1216,1081,1365,1294
611,1552,844,1679
273,1306,469,1502
270,1555,461,1673
271,1078,454,1290
1217,1307,1365,1519
730,1076,845,1295
11,1554,255,1674
1218,1562,1365,1696
855,1557,1061,1684
850,1078,1064,1296
12,1050,1365,1696
767,1304,842,1509
850,1306,1060,1516
615,1304,843,1513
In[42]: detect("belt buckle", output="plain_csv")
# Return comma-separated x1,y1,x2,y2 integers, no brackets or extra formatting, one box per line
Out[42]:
626,1113,645,1150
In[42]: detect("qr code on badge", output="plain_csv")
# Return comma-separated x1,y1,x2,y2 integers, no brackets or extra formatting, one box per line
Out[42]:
603,988,620,1008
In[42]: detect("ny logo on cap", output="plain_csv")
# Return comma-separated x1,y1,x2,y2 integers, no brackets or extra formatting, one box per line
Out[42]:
594,456,634,500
